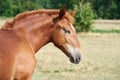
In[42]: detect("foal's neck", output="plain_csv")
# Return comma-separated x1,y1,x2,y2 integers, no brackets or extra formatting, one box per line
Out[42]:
14,17,53,53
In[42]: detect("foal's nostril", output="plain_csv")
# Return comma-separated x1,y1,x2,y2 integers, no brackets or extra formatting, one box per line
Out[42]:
75,54,81,64
70,56,75,63
77,56,81,62
78,55,81,61
70,54,81,64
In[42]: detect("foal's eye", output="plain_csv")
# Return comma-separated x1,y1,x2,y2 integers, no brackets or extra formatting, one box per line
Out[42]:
63,28,70,34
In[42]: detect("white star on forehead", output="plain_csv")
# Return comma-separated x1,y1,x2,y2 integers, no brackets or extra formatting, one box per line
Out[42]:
70,23,75,32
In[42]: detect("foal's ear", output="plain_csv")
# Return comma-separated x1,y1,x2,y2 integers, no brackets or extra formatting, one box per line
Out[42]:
70,10,76,16
59,6,66,19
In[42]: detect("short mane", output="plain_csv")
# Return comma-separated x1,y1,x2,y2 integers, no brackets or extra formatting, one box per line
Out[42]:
2,9,74,29
13,9,59,23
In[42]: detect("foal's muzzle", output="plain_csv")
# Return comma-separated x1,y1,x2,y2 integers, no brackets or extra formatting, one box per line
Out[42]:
65,44,82,64
69,53,81,64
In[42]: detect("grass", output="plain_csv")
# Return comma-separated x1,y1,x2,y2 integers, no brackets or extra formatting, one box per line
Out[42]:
92,29,120,33
93,20,120,33
32,33,120,80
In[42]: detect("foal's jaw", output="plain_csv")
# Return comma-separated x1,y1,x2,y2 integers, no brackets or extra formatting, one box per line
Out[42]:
66,44,82,64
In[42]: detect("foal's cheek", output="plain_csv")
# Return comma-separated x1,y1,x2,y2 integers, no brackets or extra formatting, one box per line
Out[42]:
65,35,72,44
53,31,63,45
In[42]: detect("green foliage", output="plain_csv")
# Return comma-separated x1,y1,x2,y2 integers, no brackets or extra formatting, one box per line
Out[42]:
90,0,120,19
0,0,120,19
75,2,94,32
50,0,76,10
0,0,42,17
0,0,13,16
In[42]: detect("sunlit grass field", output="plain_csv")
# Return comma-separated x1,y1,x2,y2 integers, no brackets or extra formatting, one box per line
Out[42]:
0,19,120,80
32,33,120,80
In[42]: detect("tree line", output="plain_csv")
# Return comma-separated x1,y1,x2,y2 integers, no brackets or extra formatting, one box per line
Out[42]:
0,0,119,19
0,0,119,32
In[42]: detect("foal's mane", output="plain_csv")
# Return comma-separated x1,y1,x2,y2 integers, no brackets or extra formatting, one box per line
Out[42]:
2,9,74,29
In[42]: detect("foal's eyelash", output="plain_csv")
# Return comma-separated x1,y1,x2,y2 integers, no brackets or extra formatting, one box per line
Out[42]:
63,28,70,34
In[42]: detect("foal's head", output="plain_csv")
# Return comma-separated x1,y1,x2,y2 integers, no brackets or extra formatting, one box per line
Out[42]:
51,7,82,64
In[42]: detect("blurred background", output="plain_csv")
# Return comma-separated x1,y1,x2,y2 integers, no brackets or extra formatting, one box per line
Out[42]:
0,0,120,80
0,0,120,18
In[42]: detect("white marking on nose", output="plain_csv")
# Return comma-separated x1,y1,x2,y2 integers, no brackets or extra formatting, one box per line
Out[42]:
66,44,79,56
